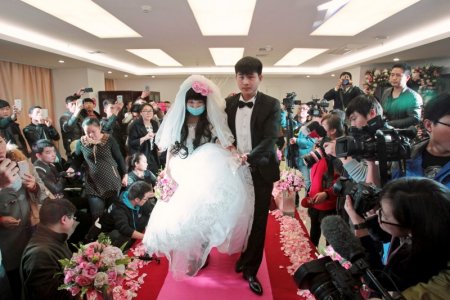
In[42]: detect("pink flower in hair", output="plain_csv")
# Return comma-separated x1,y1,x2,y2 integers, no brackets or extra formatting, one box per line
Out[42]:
192,81,211,96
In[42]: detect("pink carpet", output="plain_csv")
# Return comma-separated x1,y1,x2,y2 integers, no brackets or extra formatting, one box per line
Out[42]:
156,249,273,300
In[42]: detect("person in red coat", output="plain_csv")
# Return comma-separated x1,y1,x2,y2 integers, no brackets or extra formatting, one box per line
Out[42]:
301,112,345,247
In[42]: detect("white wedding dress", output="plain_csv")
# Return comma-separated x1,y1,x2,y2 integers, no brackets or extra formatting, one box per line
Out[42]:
143,126,254,279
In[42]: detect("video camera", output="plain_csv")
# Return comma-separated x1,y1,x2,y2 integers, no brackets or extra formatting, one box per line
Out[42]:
335,116,414,161
282,92,301,112
307,98,329,117
333,177,381,216
294,216,403,300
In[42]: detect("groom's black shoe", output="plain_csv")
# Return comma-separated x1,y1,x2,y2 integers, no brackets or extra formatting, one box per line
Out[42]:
235,262,244,273
243,274,263,295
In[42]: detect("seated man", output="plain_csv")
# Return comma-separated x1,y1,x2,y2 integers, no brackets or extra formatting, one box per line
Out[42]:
87,181,154,249
21,198,77,300
33,139,66,199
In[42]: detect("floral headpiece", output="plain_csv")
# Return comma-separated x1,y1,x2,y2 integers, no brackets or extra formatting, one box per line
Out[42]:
192,81,211,96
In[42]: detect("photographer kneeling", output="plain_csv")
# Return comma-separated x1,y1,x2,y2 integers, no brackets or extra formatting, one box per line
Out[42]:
345,177,450,292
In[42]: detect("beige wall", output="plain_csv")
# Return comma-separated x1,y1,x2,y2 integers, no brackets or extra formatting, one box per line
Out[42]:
113,76,339,104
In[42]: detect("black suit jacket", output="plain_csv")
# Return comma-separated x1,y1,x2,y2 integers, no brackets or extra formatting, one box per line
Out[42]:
225,92,281,183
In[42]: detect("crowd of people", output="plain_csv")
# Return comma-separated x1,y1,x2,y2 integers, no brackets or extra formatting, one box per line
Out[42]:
0,58,449,299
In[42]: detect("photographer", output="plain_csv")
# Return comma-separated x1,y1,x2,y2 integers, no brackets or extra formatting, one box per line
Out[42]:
301,112,344,247
323,71,364,110
392,93,450,187
324,95,382,185
344,177,450,292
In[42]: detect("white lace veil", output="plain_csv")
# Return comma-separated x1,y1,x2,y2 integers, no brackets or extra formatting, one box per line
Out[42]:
155,75,234,151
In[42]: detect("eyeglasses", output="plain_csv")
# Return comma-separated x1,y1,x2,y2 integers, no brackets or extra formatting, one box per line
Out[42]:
436,120,450,128
67,215,77,221
377,209,403,227
141,110,153,113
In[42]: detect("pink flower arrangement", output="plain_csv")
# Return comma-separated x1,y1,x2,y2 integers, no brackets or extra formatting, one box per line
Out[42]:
192,81,211,96
59,234,146,300
272,167,304,198
154,173,178,202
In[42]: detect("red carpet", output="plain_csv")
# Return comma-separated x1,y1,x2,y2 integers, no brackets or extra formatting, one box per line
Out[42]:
135,212,316,299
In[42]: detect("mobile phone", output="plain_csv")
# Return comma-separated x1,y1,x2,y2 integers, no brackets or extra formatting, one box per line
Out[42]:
116,95,123,104
40,108,49,119
144,85,150,92
14,99,22,110
17,160,30,177
83,87,93,93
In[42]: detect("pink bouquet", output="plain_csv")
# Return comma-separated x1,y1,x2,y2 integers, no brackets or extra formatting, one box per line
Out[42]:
154,173,178,202
59,234,146,300
272,167,305,198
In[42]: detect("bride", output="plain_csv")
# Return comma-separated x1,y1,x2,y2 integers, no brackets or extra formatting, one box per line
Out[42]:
143,75,254,279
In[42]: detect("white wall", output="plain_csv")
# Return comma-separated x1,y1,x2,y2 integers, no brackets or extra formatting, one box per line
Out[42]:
114,75,337,104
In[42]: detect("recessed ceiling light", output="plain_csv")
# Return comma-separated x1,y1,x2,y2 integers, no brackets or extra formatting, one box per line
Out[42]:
393,57,400,61
275,48,328,66
331,74,335,77
306,75,311,78
107,71,112,74
209,48,244,66
20,0,141,38
124,74,129,78
311,0,421,36
151,75,156,78
188,0,256,36
127,49,182,67
58,60,64,63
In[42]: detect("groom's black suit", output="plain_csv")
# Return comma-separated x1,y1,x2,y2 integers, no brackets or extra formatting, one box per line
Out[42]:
225,92,281,277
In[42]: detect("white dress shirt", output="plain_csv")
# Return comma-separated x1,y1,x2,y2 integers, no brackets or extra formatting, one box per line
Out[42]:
235,94,256,154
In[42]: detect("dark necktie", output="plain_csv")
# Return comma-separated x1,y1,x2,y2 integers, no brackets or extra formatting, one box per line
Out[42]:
238,101,253,109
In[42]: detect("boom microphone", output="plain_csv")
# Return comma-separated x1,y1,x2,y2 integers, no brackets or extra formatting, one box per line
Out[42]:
321,215,366,262
321,216,399,300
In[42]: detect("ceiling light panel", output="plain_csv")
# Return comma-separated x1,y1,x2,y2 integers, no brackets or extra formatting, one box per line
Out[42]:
209,48,244,66
275,48,328,66
21,0,141,38
311,0,421,36
127,49,182,67
188,0,256,35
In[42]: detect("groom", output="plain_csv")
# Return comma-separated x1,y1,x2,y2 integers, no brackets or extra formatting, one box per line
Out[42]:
225,56,281,295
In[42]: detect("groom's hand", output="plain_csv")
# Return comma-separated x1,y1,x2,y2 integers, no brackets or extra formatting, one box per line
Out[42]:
240,153,248,165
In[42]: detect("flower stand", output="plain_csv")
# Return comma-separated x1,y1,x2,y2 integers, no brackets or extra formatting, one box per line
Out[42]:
274,190,296,217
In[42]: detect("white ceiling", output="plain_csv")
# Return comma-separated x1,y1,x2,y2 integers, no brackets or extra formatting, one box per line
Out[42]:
0,0,449,79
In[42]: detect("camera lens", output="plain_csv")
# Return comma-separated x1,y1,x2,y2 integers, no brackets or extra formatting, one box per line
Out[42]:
303,149,323,168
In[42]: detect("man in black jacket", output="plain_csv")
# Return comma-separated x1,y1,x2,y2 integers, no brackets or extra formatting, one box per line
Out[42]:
0,99,29,156
92,181,154,249
324,71,364,110
59,95,84,159
21,198,77,300
23,105,61,165
225,56,281,295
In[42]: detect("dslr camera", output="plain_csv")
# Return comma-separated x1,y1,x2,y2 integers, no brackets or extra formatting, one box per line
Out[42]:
335,116,414,161
333,177,381,216
303,136,329,168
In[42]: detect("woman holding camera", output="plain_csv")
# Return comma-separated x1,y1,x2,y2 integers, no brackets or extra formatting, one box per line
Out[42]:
345,177,450,292
301,112,345,247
